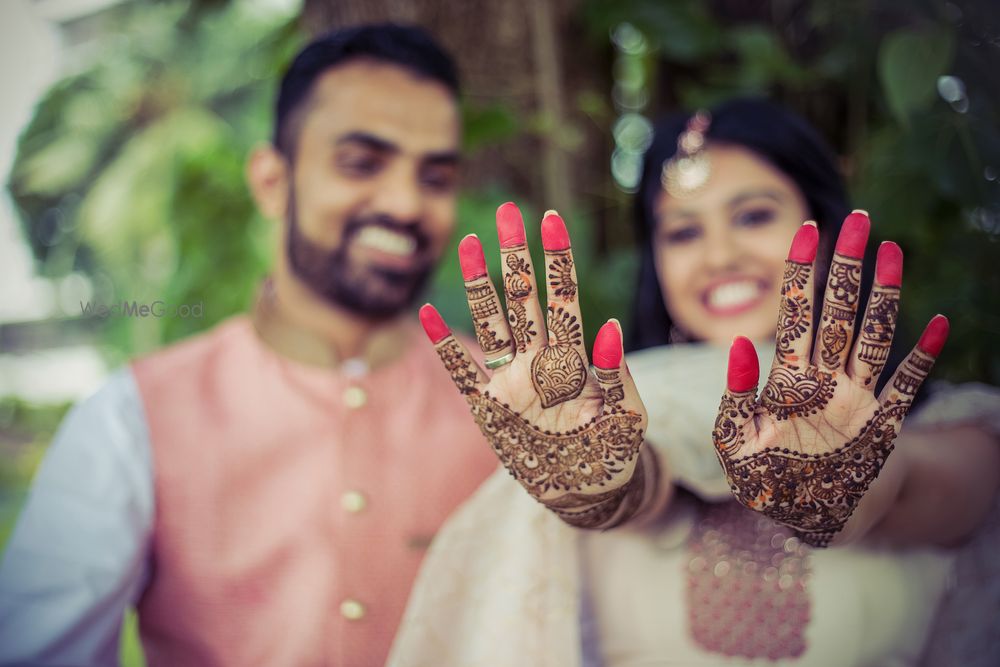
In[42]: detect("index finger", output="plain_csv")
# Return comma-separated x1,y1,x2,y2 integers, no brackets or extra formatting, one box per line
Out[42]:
419,304,488,397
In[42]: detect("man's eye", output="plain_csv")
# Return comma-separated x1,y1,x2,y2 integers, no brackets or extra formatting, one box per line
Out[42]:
659,226,701,245
734,208,776,227
421,169,457,193
337,155,382,176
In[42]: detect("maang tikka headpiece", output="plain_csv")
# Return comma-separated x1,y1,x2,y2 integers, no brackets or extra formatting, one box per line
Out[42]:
661,110,712,198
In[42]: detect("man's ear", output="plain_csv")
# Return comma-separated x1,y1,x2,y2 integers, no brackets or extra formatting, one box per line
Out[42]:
246,144,289,221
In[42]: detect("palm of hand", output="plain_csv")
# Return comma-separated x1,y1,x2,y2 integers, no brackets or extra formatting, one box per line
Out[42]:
424,204,649,529
472,355,641,503
713,215,945,546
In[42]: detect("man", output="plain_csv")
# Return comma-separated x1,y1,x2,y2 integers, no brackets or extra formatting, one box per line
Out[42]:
0,24,497,666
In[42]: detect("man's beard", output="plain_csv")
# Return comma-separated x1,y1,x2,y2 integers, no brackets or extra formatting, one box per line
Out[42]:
286,199,436,320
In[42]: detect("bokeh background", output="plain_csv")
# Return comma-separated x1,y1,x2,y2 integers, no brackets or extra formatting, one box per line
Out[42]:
1,0,998,663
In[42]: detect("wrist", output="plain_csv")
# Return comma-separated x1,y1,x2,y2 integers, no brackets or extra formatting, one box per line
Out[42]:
551,444,669,530
826,444,910,546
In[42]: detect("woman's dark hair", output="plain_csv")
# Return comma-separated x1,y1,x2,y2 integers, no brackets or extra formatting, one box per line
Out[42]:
628,97,921,400
273,23,460,158
629,97,853,351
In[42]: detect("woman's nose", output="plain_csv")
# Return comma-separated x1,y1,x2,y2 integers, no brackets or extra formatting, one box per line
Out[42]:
702,227,742,270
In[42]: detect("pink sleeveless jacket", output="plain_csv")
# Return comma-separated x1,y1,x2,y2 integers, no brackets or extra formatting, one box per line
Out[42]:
130,316,497,666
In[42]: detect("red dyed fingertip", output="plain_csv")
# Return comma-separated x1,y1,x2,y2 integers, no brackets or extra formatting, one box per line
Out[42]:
593,320,623,369
727,336,759,393
496,202,526,248
916,315,949,357
458,234,488,280
541,211,571,251
419,304,451,344
875,242,903,287
787,221,819,263
835,210,871,258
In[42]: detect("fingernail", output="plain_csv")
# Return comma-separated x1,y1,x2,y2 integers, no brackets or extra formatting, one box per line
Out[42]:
541,211,571,251
917,315,949,357
419,304,450,343
496,202,526,248
835,211,870,258
727,336,759,393
593,320,623,369
876,242,903,287
458,234,487,280
787,221,820,263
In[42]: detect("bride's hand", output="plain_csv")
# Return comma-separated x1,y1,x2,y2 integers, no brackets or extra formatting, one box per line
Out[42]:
420,203,654,529
712,211,948,546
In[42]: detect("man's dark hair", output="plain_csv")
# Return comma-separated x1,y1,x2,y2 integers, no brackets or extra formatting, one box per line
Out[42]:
273,23,460,157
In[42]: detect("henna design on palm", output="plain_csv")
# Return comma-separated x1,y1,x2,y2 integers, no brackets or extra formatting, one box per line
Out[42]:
593,366,626,406
775,261,812,369
760,366,837,421
437,337,480,396
712,390,755,457
818,254,861,369
466,279,510,355
506,299,538,352
547,251,578,301
468,393,642,494
503,249,538,352
547,448,655,529
532,306,587,408
855,286,899,386
422,206,651,530
531,346,587,407
712,215,949,547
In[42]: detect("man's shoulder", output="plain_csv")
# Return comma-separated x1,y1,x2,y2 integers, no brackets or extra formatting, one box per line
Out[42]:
131,314,251,374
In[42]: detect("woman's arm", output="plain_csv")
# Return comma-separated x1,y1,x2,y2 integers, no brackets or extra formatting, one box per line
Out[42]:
834,424,1000,547
620,445,676,529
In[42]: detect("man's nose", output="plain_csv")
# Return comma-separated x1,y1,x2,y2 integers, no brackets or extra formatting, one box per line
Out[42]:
370,164,423,224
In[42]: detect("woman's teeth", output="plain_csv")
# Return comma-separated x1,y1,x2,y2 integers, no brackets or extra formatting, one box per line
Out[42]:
707,281,762,309
355,227,417,256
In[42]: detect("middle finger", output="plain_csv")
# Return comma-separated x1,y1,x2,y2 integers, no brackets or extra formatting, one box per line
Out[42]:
814,211,869,373
497,202,546,354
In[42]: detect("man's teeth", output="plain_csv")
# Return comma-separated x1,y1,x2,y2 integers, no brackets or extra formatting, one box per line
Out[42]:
707,281,762,309
356,227,417,256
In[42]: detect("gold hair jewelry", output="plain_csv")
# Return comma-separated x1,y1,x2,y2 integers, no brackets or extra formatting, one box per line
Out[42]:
485,351,515,369
661,110,712,198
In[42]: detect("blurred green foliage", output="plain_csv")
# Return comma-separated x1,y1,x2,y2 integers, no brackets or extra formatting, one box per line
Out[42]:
9,1,301,365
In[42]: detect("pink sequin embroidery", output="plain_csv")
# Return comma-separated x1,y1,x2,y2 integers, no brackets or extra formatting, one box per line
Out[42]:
686,501,812,660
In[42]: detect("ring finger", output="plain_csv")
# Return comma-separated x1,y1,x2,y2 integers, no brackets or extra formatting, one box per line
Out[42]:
458,234,515,366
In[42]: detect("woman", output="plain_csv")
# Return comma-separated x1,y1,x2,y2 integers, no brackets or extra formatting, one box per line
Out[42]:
392,99,1000,666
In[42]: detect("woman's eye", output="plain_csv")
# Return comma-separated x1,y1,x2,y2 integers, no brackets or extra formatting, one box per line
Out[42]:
659,226,701,245
734,208,776,227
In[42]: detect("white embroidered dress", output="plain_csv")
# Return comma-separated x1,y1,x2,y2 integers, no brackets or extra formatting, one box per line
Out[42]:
388,343,997,667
